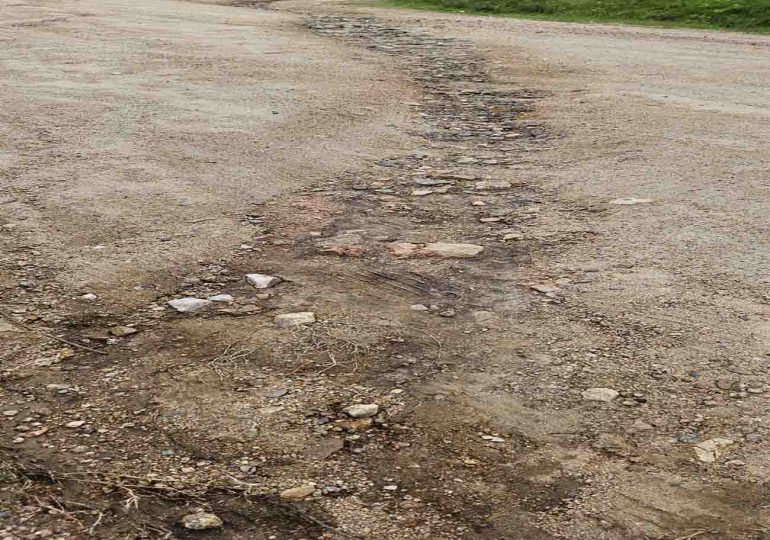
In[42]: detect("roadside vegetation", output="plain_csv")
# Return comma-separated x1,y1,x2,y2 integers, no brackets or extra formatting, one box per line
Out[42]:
387,0,770,32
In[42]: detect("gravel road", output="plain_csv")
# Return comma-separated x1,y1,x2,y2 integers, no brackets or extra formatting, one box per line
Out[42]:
1,0,769,538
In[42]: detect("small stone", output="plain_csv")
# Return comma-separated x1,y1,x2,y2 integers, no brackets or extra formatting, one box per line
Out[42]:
343,404,379,418
530,283,560,294
245,273,282,289
208,294,234,303
503,233,523,241
694,438,733,463
306,438,344,460
235,304,261,315
715,377,736,390
411,189,434,196
109,326,137,337
65,420,86,428
280,485,315,500
474,180,511,190
383,484,398,491
80,293,97,302
72,445,88,454
481,435,505,443
421,243,484,258
181,512,223,530
386,242,420,257
610,198,654,205
3,410,18,417
471,201,486,206
410,304,429,311
439,308,456,318
630,419,653,432
582,388,619,402
318,244,364,257
274,312,316,328
167,298,211,313
46,383,72,392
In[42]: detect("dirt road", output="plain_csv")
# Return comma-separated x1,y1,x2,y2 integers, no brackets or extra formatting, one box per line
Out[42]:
1,0,769,538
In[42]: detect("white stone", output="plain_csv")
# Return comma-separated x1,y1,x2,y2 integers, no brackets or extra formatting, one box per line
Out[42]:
80,293,97,302
274,312,315,328
581,388,619,402
344,404,379,418
421,243,484,258
610,198,654,205
167,298,211,313
181,512,223,530
246,273,281,289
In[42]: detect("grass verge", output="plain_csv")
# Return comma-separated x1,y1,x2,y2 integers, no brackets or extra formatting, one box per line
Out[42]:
386,0,770,33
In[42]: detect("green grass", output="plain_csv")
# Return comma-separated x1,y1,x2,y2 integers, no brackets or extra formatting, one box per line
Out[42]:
386,0,770,32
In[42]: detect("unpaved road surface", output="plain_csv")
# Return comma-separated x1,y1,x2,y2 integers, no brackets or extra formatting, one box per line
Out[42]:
1,0,769,538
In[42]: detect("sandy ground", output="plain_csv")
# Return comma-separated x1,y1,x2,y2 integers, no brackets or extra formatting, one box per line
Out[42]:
1,0,769,538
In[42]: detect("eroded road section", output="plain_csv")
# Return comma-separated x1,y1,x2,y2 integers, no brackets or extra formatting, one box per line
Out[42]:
1,0,769,539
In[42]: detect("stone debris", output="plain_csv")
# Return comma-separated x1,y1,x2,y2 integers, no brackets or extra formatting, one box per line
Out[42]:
581,388,619,402
386,242,420,257
306,437,345,460
79,293,97,302
274,312,316,328
65,420,86,428
208,294,234,303
530,283,560,294
610,198,654,205
318,243,364,257
411,189,435,196
280,485,315,500
180,512,223,530
343,403,379,418
420,243,484,258
694,438,734,463
167,297,211,313
109,326,137,337
246,273,282,289
475,180,511,190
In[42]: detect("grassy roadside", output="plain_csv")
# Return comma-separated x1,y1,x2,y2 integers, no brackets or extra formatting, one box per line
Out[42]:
385,0,770,33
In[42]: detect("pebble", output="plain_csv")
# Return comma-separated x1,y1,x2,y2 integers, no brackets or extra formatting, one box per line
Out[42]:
280,485,315,500
208,294,234,303
167,297,211,313
343,404,379,418
65,420,86,428
581,388,619,402
3,410,18,417
274,312,316,328
80,293,97,302
246,273,282,289
421,243,484,258
693,438,733,463
109,326,137,337
386,242,420,257
410,304,429,311
609,198,654,205
503,233,523,241
180,512,223,530
474,180,511,190
306,437,344,460
530,283,560,294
